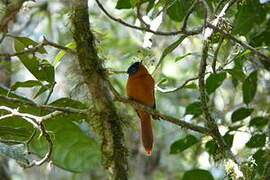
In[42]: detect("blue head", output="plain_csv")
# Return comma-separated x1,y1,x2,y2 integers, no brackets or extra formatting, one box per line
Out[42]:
127,61,141,75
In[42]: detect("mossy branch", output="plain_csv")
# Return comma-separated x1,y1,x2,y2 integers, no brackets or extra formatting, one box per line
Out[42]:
70,0,128,179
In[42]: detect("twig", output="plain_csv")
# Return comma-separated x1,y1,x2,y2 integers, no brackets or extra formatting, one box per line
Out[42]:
0,36,76,57
43,82,56,105
206,23,270,62
106,79,210,135
95,0,203,36
0,42,44,57
42,37,76,55
181,0,199,31
136,2,150,28
0,95,87,114
107,70,127,75
215,0,227,14
0,32,7,45
212,37,224,73
0,0,28,33
156,77,199,93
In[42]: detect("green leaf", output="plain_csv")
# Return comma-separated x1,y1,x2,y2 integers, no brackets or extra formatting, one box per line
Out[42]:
0,126,32,139
249,117,269,128
185,101,203,117
30,116,100,173
33,84,51,99
167,0,192,22
253,149,268,174
116,0,132,9
12,36,47,54
228,125,243,132
49,98,88,109
159,35,187,65
170,135,198,154
14,38,55,83
246,134,266,148
225,69,246,81
233,0,266,35
11,80,43,91
223,133,234,148
205,140,217,155
53,41,76,67
182,169,214,180
242,71,257,104
206,72,227,94
175,53,193,62
231,107,254,123
183,83,197,89
157,78,168,85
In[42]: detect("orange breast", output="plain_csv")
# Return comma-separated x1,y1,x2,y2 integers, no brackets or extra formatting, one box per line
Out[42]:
126,74,155,107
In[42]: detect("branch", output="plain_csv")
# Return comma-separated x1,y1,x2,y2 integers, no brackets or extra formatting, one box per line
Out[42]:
204,0,238,39
206,23,270,62
212,37,224,73
71,0,128,178
156,76,199,93
136,2,150,28
0,36,76,57
0,0,29,33
106,79,210,135
0,106,59,168
181,0,200,32
95,0,203,36
0,95,87,114
198,40,237,162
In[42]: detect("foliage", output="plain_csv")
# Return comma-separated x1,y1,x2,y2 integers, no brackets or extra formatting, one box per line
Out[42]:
0,0,269,179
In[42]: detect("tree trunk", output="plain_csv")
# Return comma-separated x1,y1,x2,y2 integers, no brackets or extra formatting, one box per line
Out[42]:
70,0,128,179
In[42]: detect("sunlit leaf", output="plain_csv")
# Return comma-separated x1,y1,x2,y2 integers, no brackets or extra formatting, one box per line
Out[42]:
53,41,76,67
183,83,197,89
175,52,194,62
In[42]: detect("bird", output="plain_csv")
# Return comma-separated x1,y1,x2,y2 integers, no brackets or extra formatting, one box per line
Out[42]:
126,61,155,156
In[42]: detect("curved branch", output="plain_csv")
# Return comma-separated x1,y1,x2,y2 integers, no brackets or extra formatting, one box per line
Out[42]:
95,0,203,36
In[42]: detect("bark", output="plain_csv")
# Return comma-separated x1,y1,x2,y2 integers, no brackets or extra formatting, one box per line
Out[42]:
70,0,128,179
